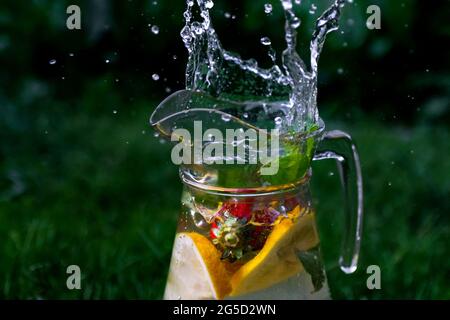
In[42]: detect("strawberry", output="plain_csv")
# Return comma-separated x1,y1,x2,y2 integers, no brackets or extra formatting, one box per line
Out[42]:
284,196,300,212
227,199,253,220
210,221,219,239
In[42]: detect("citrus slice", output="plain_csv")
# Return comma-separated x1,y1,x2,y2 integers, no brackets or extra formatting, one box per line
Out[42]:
230,208,319,297
164,232,238,300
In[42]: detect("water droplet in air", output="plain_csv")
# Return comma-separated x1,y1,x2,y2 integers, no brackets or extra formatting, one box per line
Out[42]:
152,73,160,81
49,59,57,65
388,182,392,187
69,53,74,57
105,59,110,64
281,0,293,10
151,25,160,34
221,114,231,122
243,112,249,119
205,0,214,9
224,12,231,19
113,110,118,114
337,68,344,75
274,117,283,126
309,4,317,14
260,37,271,46
328,171,335,176
264,3,273,14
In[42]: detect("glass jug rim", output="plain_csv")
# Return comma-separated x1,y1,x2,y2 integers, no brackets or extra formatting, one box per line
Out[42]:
180,168,312,197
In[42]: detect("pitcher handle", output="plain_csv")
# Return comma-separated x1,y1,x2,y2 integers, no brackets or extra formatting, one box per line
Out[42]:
313,130,364,274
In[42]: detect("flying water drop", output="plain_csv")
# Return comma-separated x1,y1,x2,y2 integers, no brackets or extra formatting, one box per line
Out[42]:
151,25,160,34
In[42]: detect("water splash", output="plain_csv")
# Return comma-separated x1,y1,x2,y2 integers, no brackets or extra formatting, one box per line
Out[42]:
180,0,347,133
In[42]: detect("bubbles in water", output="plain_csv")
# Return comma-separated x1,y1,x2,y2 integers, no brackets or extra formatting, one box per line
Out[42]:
328,171,335,176
260,37,271,46
113,110,118,114
151,25,160,34
264,3,273,14
243,112,249,119
152,73,160,81
49,59,57,65
309,4,318,14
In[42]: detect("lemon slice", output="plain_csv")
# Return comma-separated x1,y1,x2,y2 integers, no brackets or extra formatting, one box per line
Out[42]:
230,208,319,297
164,232,237,300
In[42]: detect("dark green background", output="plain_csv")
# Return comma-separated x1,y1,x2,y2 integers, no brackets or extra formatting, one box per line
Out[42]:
0,0,449,299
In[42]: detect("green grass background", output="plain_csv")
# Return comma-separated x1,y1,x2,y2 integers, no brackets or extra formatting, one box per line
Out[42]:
0,0,449,300
1,85,449,299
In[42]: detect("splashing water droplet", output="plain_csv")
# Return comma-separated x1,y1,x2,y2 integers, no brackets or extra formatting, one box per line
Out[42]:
205,0,214,9
151,25,160,34
221,114,231,122
264,3,273,14
175,0,348,134
152,73,160,81
274,117,283,126
309,4,317,14
49,59,57,65
260,36,271,46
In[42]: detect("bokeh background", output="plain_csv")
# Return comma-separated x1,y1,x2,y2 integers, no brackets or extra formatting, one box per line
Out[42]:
0,0,449,299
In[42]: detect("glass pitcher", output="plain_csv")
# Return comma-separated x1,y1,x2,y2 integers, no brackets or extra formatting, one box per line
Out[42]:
151,90,363,300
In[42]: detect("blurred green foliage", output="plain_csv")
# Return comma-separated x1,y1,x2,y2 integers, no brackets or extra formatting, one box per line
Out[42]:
0,0,449,299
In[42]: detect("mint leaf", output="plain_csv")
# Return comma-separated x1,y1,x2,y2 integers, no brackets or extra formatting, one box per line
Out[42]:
297,246,326,293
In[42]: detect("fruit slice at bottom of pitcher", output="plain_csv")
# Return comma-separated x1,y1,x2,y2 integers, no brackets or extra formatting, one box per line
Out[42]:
164,232,239,300
230,208,319,297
